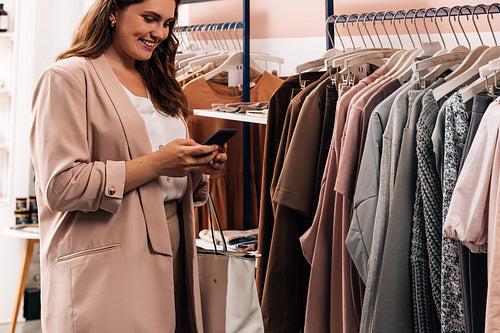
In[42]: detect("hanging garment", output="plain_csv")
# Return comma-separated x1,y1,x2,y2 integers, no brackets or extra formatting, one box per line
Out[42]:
412,89,447,332
372,79,445,333
444,97,500,332
182,72,284,232
270,72,330,214
458,94,493,333
262,75,333,333
257,72,325,300
301,65,389,333
351,80,415,333
441,92,469,333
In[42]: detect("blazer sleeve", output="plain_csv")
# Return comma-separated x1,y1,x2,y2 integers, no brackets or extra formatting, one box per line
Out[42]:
30,63,125,214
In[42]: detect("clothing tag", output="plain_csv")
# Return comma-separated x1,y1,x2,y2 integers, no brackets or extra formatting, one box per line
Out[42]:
422,42,442,56
228,64,244,87
237,81,256,92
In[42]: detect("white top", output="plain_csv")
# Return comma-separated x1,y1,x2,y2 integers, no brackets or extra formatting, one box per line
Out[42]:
123,85,187,201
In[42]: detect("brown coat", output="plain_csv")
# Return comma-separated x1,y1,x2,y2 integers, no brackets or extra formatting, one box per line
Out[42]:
30,55,207,333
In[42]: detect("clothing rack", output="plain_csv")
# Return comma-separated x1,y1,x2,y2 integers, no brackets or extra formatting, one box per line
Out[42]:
326,4,500,50
179,0,253,230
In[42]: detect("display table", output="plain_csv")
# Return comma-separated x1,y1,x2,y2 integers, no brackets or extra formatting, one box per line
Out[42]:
3,226,40,333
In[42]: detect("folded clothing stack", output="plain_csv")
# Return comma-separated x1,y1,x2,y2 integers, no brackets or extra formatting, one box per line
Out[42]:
211,102,268,114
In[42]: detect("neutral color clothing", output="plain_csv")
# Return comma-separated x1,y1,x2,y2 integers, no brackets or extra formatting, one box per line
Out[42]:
411,90,445,332
270,72,329,213
458,94,492,333
441,92,468,332
256,72,325,301
165,201,190,333
30,55,208,333
182,72,283,232
301,66,389,333
263,75,331,333
345,78,402,282
312,84,338,211
444,97,500,332
372,79,444,333
123,85,188,202
354,81,414,333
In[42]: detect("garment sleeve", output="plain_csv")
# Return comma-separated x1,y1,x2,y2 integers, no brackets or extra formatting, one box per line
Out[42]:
443,107,500,253
30,64,125,214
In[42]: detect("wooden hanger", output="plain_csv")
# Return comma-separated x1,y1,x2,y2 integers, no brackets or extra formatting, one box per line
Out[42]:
459,69,500,103
204,51,264,81
433,46,500,101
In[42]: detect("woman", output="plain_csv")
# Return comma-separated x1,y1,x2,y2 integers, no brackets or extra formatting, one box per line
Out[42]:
29,0,227,332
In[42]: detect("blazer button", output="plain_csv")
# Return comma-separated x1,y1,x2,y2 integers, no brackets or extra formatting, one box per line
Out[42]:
108,186,116,196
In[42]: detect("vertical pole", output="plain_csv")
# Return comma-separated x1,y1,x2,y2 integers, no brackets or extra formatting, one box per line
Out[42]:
242,0,250,230
326,0,334,50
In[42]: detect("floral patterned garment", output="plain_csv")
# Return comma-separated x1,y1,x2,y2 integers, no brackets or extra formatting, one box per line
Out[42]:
442,92,469,332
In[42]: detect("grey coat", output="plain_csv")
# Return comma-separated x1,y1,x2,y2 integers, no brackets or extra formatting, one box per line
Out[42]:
371,79,445,333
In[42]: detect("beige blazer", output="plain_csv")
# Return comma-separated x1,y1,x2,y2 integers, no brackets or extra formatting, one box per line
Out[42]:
30,55,208,333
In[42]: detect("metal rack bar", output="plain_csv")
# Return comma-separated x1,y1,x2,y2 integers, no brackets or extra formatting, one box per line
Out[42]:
242,0,251,230
327,4,500,24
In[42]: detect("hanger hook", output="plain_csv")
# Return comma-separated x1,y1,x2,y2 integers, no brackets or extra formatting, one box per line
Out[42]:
410,9,422,47
373,12,385,48
326,14,336,48
404,9,417,48
413,8,431,47
233,21,242,51
194,24,203,49
472,4,487,46
334,15,347,52
392,10,404,49
447,6,461,47
219,23,230,51
344,14,357,50
382,11,395,48
357,14,368,48
363,13,376,48
434,7,447,49
457,6,472,49
487,3,500,46
423,8,436,44
210,24,221,50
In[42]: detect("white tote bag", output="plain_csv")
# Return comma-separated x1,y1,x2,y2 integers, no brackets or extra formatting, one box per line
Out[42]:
197,194,264,333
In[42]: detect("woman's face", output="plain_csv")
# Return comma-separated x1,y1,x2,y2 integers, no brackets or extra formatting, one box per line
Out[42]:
111,0,176,62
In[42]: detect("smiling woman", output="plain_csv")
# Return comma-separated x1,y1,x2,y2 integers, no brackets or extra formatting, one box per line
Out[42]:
29,0,228,332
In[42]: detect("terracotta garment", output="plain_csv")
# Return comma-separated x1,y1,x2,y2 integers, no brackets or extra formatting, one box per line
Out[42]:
182,72,283,232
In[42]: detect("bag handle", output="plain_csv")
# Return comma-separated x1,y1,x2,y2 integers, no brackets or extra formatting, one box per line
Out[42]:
207,192,227,253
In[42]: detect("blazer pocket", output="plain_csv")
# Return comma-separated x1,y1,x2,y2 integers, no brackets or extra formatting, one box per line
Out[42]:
57,243,121,262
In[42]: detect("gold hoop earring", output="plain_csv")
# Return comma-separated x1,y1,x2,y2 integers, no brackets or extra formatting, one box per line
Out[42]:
110,20,116,28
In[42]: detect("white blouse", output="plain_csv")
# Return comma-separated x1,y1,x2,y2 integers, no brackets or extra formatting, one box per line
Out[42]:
122,85,188,201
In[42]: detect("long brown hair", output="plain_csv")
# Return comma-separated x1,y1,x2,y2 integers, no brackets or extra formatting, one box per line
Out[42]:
57,0,189,118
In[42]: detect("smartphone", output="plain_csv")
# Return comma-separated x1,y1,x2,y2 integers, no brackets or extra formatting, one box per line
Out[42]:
202,129,237,146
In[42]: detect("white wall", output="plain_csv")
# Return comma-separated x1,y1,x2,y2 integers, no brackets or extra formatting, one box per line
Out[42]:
0,0,85,323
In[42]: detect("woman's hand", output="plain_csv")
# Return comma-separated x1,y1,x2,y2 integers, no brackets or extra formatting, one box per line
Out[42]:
154,139,219,177
124,139,218,193
200,143,228,176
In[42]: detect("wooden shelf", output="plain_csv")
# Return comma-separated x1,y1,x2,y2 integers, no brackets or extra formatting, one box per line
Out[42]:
193,109,267,125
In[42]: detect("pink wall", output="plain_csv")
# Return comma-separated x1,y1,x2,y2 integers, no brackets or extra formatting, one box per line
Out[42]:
186,0,498,39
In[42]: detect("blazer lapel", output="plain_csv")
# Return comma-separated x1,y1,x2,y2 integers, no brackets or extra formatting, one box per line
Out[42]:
89,55,172,256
